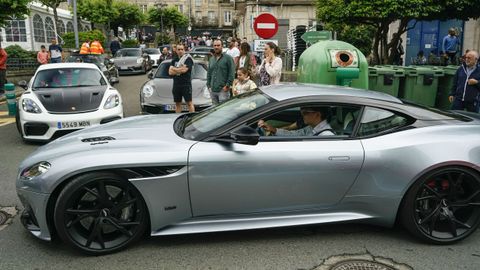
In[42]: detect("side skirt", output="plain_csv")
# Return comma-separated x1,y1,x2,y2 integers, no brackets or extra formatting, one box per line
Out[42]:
152,212,373,236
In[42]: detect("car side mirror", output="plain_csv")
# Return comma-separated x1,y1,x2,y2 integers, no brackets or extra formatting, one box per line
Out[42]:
147,71,154,79
230,126,260,145
18,80,28,90
109,77,119,85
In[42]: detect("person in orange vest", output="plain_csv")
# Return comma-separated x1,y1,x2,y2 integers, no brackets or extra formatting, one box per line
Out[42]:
80,39,90,54
90,38,104,54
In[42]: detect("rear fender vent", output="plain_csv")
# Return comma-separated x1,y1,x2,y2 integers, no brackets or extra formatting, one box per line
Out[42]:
118,166,184,179
81,136,116,143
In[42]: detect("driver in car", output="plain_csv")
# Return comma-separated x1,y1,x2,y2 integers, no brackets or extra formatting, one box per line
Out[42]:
258,106,335,136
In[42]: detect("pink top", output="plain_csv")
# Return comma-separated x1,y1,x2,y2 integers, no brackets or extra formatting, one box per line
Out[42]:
37,51,49,65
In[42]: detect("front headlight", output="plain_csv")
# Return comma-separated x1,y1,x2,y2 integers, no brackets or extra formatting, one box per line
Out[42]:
203,86,211,99
142,84,155,98
104,94,120,109
137,58,143,64
20,162,51,180
22,98,42,113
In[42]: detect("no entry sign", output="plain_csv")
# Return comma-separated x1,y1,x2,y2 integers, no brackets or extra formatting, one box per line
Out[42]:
254,13,279,39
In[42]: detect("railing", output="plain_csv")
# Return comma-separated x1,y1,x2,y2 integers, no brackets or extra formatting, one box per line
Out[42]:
7,58,40,71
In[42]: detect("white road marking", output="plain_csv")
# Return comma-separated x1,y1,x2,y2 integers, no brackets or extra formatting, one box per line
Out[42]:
256,23,276,29
0,111,15,126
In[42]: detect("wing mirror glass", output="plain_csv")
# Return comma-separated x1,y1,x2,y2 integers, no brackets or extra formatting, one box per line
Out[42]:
18,80,28,90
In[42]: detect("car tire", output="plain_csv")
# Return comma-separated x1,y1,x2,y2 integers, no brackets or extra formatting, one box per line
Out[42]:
401,166,480,244
54,172,149,255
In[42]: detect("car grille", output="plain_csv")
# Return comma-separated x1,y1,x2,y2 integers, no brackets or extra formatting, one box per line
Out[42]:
24,123,49,136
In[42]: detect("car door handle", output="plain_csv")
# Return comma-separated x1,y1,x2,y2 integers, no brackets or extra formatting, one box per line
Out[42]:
328,156,351,161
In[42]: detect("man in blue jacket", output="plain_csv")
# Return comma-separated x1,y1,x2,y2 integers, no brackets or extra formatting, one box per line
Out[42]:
449,50,480,112
442,28,460,65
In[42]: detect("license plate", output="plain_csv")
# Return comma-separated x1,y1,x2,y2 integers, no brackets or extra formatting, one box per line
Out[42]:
164,104,189,111
57,121,91,129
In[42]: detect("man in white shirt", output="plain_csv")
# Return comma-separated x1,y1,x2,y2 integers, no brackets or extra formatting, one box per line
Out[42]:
258,107,335,136
225,40,240,63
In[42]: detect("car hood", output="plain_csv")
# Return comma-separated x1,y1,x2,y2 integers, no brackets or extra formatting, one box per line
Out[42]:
34,85,107,113
22,114,195,167
144,78,211,105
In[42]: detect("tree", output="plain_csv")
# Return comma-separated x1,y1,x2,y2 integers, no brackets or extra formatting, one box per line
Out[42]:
39,0,66,41
110,1,144,36
147,6,188,33
77,0,119,33
316,0,480,65
0,0,30,47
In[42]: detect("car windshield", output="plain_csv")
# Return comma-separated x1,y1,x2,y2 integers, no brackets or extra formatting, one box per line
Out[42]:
32,68,107,88
182,91,271,140
144,48,160,54
155,62,207,79
66,55,104,66
116,49,141,57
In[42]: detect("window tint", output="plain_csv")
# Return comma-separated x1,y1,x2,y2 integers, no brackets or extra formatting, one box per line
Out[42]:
155,62,207,79
33,68,106,88
358,107,409,136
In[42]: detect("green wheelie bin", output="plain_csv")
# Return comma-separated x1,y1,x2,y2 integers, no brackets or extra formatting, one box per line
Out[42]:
435,65,458,110
368,66,405,97
398,66,444,107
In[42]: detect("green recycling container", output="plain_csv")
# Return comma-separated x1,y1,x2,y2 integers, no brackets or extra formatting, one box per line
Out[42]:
436,65,458,110
368,66,405,97
297,40,369,89
398,66,444,107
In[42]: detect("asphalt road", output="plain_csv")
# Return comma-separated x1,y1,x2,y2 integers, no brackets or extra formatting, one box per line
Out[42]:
0,74,479,270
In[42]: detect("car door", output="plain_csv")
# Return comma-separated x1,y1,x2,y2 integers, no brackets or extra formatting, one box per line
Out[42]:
188,105,365,217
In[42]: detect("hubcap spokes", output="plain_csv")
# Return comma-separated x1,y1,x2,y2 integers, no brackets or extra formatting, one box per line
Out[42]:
415,170,480,239
65,180,142,250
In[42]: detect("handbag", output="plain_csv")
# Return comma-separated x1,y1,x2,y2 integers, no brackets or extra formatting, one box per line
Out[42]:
259,62,271,86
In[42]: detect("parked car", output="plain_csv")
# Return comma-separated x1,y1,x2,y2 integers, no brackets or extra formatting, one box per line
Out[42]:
17,83,480,255
143,48,161,67
66,53,119,82
15,63,123,142
112,48,153,75
140,59,212,113
191,46,212,53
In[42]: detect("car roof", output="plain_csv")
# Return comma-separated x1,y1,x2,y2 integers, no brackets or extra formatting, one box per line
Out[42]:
261,83,402,104
36,62,100,71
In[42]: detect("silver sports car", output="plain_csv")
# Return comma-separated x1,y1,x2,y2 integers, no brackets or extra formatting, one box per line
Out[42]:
140,59,212,113
16,84,480,255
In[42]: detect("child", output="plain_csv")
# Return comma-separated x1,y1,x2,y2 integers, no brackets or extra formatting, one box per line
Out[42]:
233,67,257,96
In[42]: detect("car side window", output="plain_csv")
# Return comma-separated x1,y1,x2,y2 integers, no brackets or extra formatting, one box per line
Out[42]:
358,107,409,137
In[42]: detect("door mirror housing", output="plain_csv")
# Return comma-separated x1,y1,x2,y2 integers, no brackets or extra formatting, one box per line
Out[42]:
147,71,154,79
18,80,28,90
230,126,260,145
109,77,119,85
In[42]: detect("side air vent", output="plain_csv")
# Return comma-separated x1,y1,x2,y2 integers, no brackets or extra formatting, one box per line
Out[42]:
119,166,184,179
81,136,116,143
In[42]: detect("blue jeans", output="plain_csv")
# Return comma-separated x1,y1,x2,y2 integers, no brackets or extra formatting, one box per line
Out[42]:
50,57,62,63
211,90,231,105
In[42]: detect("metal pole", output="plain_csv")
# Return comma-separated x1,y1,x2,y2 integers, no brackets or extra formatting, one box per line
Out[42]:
73,0,79,48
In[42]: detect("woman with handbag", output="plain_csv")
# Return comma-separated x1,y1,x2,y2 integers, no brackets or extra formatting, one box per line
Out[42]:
258,42,282,86
237,42,257,75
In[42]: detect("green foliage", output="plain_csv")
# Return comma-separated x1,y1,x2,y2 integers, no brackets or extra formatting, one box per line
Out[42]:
147,6,188,30
155,33,171,46
121,39,139,48
324,24,375,58
78,0,119,25
5,45,36,59
316,0,480,64
111,1,145,32
0,0,30,28
62,30,106,49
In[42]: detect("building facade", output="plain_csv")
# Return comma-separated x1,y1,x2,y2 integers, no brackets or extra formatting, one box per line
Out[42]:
1,2,90,51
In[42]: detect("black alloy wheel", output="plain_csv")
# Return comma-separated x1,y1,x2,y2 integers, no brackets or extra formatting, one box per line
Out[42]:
54,172,148,255
402,167,480,244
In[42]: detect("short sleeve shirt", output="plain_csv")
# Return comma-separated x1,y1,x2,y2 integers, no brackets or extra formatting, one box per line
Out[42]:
49,44,62,59
171,57,194,87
